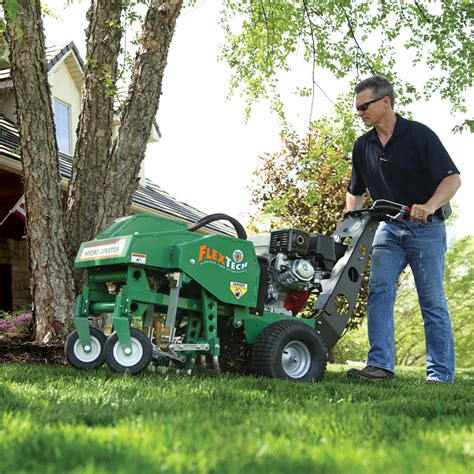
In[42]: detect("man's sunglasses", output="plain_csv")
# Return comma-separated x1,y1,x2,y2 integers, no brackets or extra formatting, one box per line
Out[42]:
356,96,385,112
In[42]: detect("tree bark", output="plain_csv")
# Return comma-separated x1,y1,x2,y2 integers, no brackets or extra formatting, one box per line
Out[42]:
66,0,124,273
95,0,183,231
4,0,182,343
6,0,76,343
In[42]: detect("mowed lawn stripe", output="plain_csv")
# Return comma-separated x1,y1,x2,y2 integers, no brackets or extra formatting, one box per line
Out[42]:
0,364,473,473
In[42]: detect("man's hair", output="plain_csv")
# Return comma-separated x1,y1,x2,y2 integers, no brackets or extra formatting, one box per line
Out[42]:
354,76,395,108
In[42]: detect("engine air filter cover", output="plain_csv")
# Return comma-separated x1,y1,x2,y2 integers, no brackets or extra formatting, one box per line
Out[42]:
269,229,310,255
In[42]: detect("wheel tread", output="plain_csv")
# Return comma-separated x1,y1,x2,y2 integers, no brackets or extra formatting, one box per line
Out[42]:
64,327,106,370
104,327,152,375
250,320,327,382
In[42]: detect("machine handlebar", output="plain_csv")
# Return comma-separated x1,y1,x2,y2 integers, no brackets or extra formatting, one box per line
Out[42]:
344,200,433,223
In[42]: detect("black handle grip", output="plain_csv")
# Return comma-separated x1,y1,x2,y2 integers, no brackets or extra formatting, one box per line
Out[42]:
404,207,433,222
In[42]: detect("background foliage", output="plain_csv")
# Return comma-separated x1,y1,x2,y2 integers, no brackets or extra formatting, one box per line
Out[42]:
249,118,371,329
221,0,473,132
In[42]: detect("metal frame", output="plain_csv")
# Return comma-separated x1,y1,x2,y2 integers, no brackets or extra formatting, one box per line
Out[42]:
312,213,379,349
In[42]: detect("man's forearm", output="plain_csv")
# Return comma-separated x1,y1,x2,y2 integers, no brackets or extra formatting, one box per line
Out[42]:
345,192,365,212
425,174,461,211
411,174,461,222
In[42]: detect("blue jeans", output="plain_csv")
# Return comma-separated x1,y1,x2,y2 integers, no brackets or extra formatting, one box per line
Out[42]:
367,216,455,382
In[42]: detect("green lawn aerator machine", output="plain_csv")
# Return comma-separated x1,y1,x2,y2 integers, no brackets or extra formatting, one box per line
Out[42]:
65,200,412,382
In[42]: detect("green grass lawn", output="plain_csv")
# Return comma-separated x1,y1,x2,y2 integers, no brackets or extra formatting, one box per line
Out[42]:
0,363,473,474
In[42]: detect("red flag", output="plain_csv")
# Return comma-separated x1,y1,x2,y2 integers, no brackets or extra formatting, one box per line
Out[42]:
12,195,26,221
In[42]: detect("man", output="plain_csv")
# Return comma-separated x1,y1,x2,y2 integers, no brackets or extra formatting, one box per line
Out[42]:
345,76,461,383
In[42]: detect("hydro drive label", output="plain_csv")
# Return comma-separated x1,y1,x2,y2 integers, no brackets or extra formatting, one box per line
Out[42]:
79,238,127,261
197,244,248,272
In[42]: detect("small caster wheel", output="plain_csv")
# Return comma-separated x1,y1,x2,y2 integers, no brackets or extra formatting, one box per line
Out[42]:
64,327,106,370
104,328,152,374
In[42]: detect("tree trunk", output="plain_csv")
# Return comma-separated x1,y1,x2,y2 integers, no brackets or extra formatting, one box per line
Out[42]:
6,0,76,343
95,0,183,231
66,0,124,274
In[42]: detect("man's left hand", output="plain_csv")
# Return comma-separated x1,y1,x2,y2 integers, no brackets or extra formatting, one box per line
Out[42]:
410,203,436,222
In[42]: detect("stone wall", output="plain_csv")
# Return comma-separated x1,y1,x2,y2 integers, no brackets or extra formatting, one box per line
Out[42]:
0,237,30,311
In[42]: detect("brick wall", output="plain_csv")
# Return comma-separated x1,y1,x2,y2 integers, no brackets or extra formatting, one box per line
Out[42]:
0,237,30,310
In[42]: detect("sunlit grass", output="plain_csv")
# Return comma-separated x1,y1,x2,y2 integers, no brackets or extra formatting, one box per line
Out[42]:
1,364,473,473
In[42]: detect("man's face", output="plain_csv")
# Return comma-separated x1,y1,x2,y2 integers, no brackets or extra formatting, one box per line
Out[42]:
355,89,390,127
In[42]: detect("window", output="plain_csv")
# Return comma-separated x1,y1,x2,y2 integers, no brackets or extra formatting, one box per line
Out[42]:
53,99,71,155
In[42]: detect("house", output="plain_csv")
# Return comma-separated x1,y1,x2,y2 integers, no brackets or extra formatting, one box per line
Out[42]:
0,41,233,312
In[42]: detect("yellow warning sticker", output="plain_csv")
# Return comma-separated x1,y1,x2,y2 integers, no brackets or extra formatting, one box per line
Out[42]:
230,281,248,300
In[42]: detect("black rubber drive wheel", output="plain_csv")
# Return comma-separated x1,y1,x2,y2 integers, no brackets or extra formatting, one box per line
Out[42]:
104,328,152,374
64,327,107,370
250,320,327,382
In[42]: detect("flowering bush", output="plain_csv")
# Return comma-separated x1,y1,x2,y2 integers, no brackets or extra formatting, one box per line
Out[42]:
0,320,12,332
0,311,32,335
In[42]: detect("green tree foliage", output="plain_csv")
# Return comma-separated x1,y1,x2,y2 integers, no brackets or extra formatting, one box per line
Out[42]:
249,118,370,328
221,0,473,131
336,236,474,368
250,119,351,232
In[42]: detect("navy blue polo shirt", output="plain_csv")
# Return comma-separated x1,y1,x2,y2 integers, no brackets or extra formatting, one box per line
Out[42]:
347,114,459,206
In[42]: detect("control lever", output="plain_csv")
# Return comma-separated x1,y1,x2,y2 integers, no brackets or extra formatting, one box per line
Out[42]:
390,209,415,236
390,206,433,236
404,206,433,223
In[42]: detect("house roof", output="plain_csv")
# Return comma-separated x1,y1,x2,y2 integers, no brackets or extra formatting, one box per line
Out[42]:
46,42,85,71
0,114,235,235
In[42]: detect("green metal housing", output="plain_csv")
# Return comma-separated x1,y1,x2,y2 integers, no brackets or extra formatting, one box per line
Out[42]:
72,213,314,370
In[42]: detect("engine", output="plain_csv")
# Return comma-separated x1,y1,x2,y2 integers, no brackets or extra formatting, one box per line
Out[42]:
248,228,343,316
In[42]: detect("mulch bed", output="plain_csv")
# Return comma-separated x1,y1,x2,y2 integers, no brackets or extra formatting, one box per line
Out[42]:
0,335,65,364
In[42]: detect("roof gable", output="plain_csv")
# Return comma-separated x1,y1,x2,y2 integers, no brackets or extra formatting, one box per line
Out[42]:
47,42,84,91
0,41,84,90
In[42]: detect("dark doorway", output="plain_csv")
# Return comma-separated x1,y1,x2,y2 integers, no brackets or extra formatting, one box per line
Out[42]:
0,264,12,312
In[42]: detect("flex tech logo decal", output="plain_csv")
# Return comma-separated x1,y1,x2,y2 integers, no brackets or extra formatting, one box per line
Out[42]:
230,281,248,300
233,250,243,263
198,245,248,272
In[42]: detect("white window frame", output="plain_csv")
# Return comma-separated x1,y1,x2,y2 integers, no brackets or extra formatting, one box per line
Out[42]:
53,98,72,156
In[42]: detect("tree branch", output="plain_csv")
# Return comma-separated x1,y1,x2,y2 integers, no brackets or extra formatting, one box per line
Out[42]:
341,6,377,75
302,0,340,117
